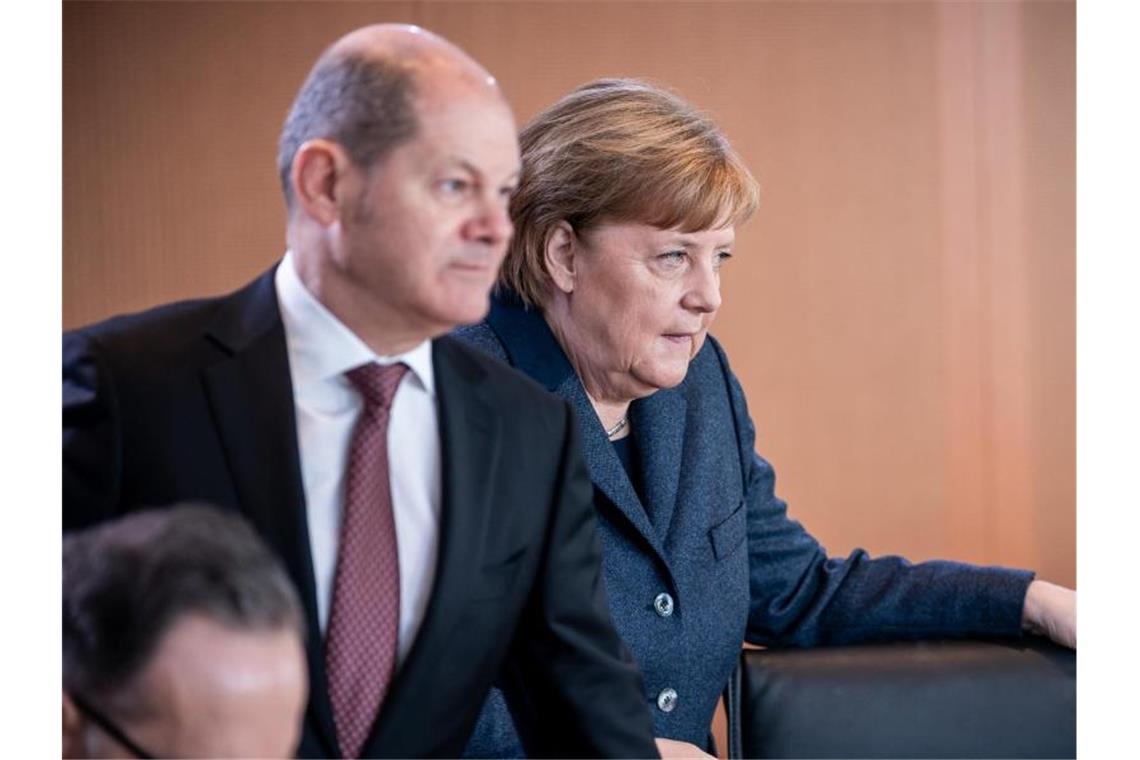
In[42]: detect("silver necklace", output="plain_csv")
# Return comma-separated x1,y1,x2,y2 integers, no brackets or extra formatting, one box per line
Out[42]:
605,415,629,439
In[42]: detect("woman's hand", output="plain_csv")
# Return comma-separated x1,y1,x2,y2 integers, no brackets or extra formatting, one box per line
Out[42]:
655,737,716,759
1021,579,1076,648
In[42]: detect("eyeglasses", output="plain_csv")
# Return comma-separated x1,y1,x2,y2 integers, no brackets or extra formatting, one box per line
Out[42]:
69,691,157,759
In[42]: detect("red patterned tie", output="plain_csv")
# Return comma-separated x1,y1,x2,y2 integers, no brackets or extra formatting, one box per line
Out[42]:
326,361,408,759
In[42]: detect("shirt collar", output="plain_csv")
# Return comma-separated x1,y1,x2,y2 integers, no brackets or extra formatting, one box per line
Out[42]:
275,250,435,395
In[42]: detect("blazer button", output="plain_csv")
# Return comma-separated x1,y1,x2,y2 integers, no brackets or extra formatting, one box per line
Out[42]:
653,592,674,617
657,687,678,713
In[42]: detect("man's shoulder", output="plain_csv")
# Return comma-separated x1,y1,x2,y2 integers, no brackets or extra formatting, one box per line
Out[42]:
450,321,508,362
435,334,565,415
67,295,221,348
63,269,277,372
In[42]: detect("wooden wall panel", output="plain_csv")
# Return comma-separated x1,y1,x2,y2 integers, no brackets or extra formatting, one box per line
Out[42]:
63,0,1075,633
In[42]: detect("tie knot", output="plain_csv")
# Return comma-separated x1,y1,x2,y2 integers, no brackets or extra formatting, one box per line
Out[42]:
346,362,408,412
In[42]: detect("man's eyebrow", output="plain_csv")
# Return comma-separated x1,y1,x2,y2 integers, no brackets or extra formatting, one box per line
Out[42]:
440,157,478,175
446,157,521,183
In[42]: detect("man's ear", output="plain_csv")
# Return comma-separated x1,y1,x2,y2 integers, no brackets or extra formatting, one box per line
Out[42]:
544,221,578,295
290,139,356,227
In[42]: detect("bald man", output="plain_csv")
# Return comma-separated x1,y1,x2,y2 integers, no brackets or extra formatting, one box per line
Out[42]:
64,25,659,758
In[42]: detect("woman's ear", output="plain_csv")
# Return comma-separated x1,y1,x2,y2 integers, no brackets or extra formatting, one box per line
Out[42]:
290,139,356,227
544,221,578,294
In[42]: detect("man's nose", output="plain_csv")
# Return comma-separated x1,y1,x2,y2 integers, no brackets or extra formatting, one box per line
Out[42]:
464,196,513,246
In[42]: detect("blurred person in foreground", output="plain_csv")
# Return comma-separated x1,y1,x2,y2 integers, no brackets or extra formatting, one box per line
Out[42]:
63,504,308,758
456,78,1077,759
63,26,657,758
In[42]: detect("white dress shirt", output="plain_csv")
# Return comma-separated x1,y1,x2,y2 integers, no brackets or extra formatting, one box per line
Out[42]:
275,251,441,667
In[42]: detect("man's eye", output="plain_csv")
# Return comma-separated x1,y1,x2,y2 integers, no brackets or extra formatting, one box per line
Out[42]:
439,178,470,195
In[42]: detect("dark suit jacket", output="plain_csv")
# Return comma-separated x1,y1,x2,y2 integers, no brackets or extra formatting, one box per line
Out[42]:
456,291,1036,755
63,267,659,758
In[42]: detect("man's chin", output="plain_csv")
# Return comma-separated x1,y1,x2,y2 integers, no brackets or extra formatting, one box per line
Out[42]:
432,295,493,331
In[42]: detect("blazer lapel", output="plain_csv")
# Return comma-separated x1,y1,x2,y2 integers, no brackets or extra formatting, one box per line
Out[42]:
366,337,500,754
199,268,339,756
485,293,673,574
559,378,659,543
630,386,687,542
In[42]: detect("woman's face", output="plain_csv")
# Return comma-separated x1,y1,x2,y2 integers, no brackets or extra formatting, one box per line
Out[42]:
552,220,734,402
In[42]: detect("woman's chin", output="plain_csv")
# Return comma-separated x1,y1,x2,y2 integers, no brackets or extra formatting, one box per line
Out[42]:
634,360,691,393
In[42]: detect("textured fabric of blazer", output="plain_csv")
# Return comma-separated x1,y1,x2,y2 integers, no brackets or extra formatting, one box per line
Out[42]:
456,291,1035,756
62,267,659,759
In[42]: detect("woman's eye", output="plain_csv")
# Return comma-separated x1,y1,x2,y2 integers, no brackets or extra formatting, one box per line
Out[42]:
714,251,733,268
658,250,687,266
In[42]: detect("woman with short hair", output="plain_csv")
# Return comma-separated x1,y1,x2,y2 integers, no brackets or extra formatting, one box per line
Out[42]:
458,78,1074,758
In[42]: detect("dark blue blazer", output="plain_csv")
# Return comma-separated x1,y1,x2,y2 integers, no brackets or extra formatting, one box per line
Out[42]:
456,291,1034,755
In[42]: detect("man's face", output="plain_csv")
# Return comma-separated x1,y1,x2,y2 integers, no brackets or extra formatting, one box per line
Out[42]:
331,84,521,338
69,614,308,758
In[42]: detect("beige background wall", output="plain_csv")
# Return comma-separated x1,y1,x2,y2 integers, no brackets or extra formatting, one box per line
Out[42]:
64,0,1074,604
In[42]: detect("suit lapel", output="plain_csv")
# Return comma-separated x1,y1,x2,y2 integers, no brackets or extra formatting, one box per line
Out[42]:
366,337,500,754
559,378,659,543
485,293,674,573
630,386,687,542
199,269,339,756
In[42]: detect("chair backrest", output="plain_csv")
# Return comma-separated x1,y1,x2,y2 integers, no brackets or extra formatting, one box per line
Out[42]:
726,638,1075,759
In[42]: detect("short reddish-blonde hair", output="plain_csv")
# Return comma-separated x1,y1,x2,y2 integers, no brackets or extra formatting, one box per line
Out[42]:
500,78,760,307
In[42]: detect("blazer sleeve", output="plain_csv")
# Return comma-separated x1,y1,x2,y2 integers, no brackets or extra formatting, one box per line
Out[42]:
710,343,1035,647
497,401,659,758
63,330,123,532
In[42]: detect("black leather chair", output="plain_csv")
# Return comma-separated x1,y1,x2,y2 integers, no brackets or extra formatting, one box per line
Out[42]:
725,638,1075,759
